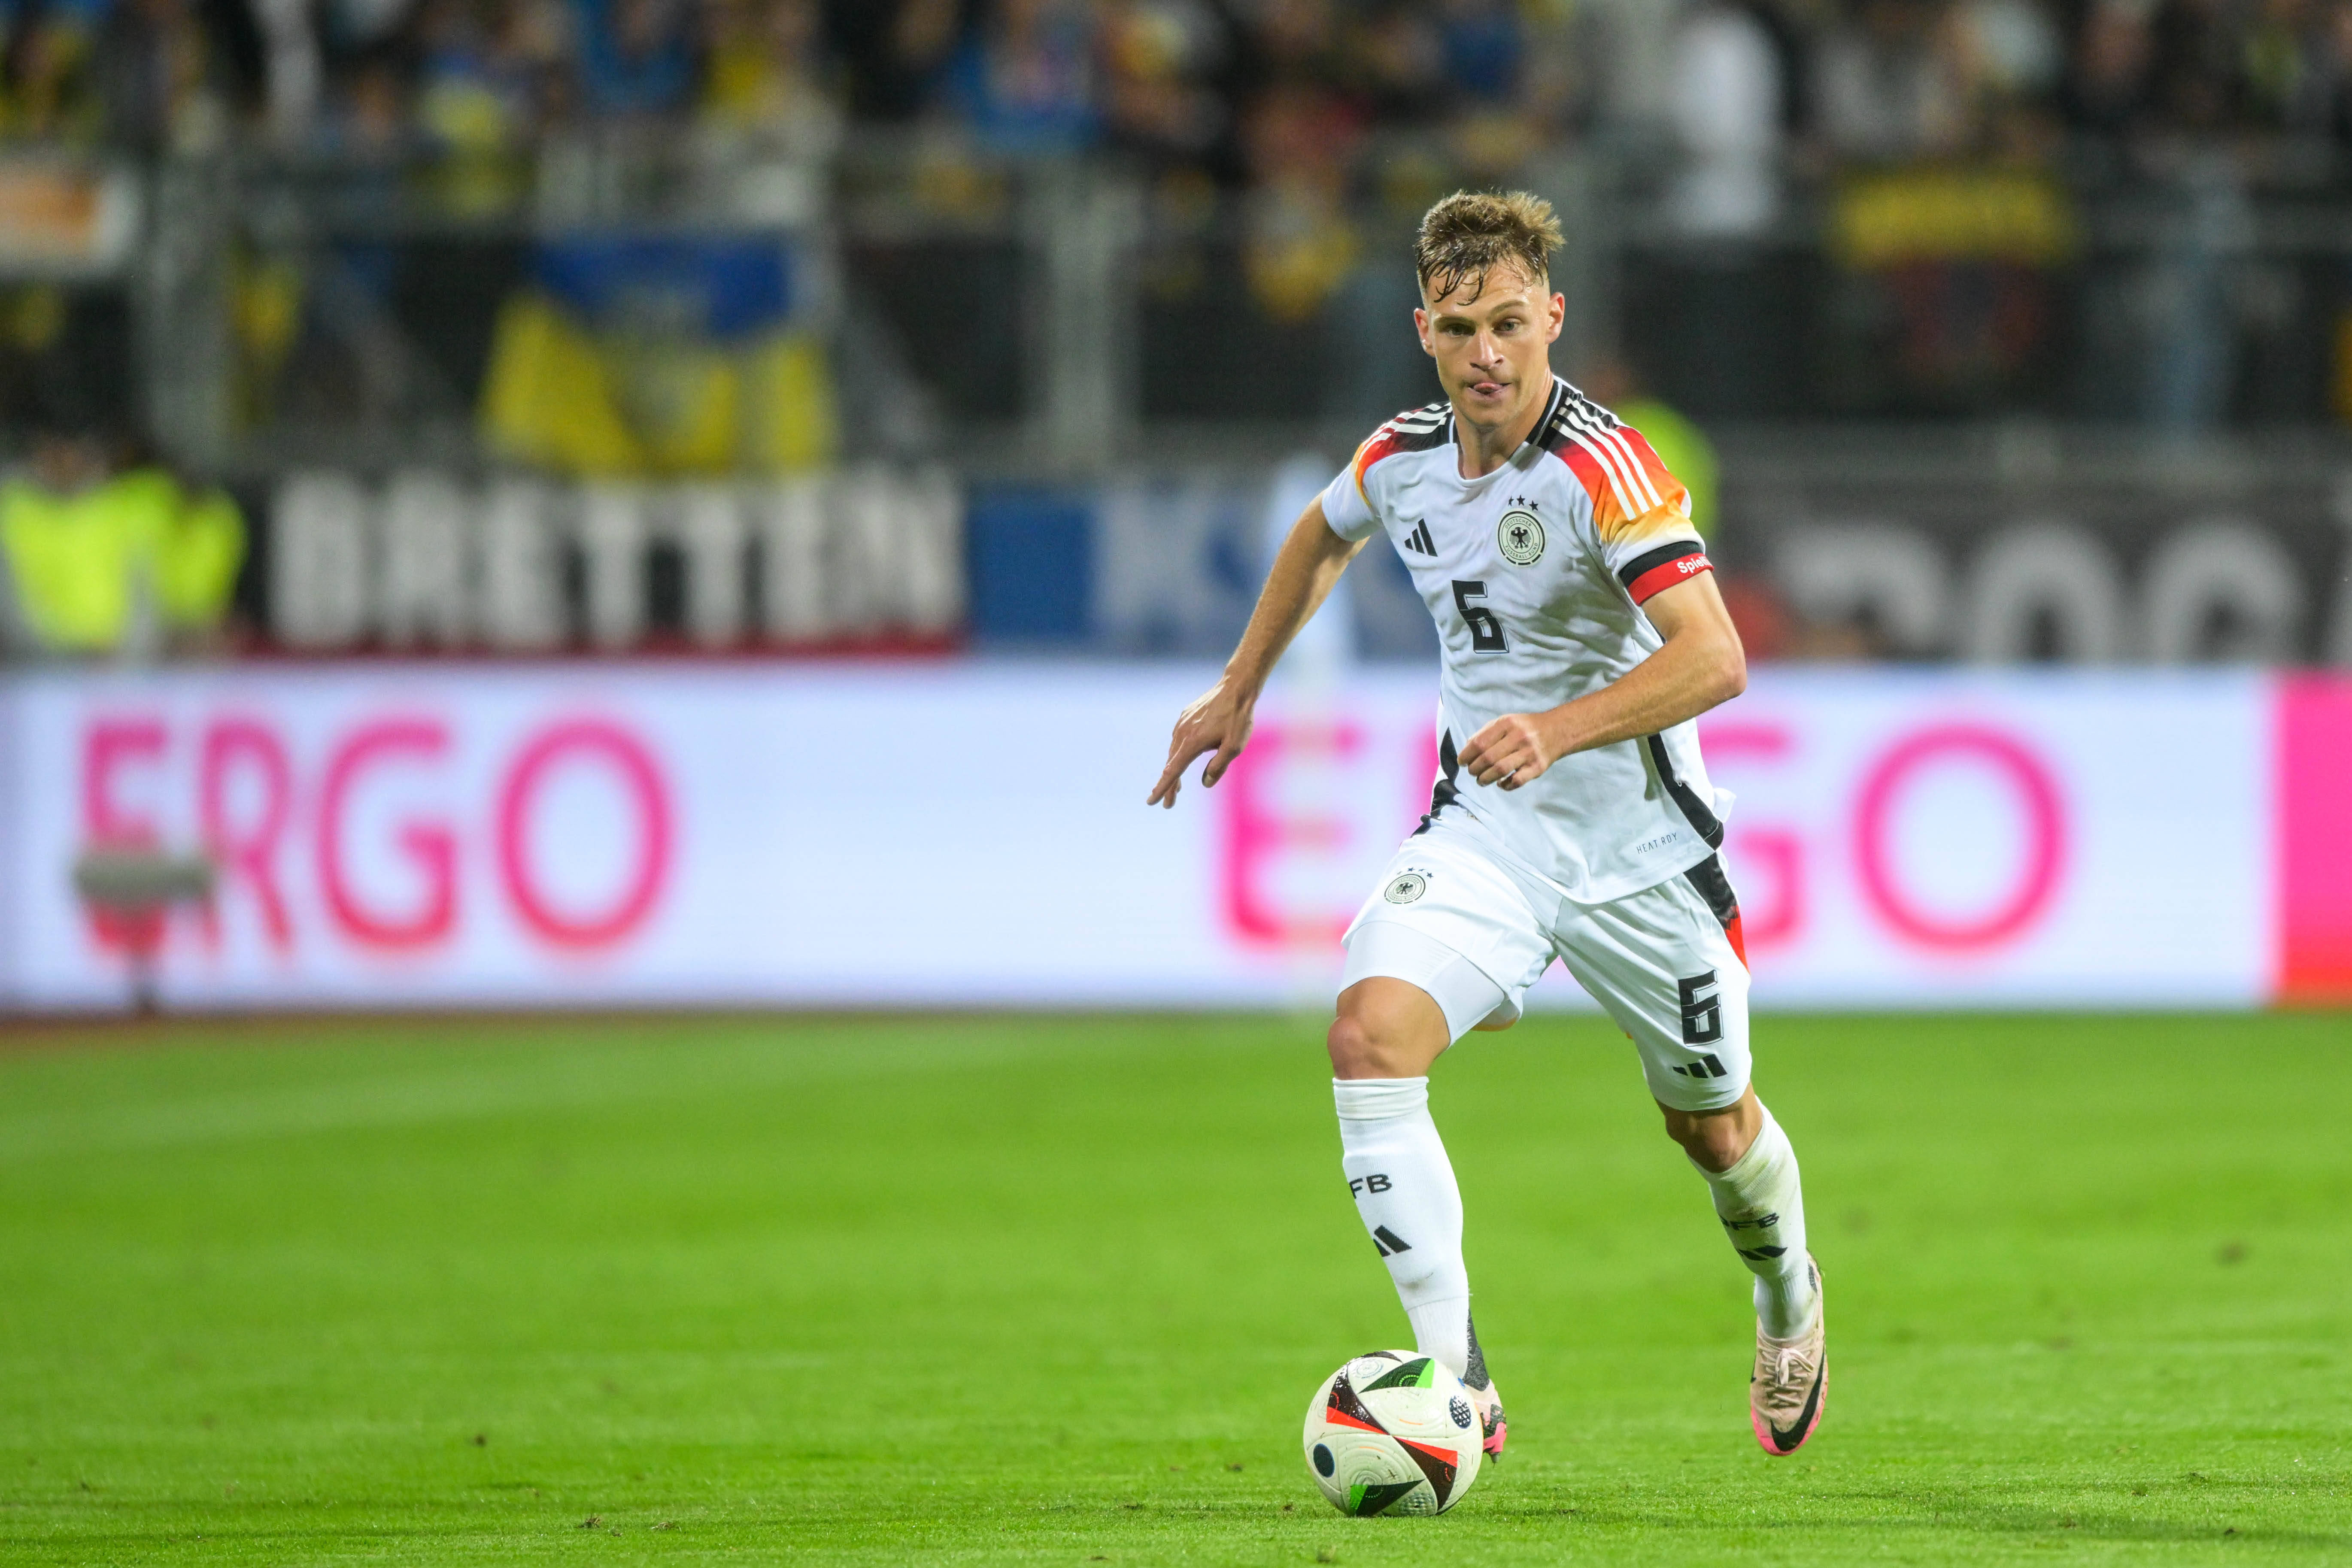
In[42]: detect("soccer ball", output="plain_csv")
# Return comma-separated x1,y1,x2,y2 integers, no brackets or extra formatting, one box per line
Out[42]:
1301,1351,1484,1516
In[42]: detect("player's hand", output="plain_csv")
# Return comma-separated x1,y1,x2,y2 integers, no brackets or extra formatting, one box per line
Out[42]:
1459,712,1561,791
1149,679,1256,809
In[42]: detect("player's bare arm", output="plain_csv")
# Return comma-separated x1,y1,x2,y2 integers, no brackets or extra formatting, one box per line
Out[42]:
1147,497,1366,809
1456,570,1748,790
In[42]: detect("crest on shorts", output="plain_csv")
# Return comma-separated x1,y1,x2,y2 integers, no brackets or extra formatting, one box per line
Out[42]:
1497,509,1545,566
1384,872,1428,904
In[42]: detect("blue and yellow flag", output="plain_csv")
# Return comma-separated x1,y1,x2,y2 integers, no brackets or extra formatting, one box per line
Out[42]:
480,236,837,477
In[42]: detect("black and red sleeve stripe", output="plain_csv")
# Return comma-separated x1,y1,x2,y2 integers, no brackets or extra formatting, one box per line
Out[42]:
1618,541,1713,605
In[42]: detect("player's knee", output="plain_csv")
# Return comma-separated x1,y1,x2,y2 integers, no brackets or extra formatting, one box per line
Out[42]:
1326,1013,1394,1078
1327,1004,1430,1079
1329,977,1451,1078
1661,1104,1752,1172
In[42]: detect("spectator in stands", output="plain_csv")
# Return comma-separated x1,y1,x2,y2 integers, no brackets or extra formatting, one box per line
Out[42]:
701,0,840,150
939,0,1098,153
1436,0,1542,175
1097,0,1230,176
312,40,416,161
1238,76,1360,321
12,0,2352,163
1814,0,1970,161
1948,0,2063,150
1235,0,1349,101
246,0,322,140
2240,0,2336,132
1668,0,1786,236
92,0,262,152
822,0,965,122
0,429,246,658
2147,0,2243,132
408,0,573,208
574,0,692,117
1436,0,1522,105
2062,0,2157,137
2,0,109,143
1351,0,1448,127
1514,0,1602,139
511,0,581,124
414,0,532,150
315,0,422,89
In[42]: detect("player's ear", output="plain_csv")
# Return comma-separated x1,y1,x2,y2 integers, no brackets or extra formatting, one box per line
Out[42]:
1545,293,1565,343
1414,306,1434,357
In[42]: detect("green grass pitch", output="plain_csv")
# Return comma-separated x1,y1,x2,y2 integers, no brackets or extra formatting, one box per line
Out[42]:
0,1011,2346,1565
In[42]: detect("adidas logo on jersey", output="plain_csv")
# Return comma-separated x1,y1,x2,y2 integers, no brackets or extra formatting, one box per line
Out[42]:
1402,521,1436,556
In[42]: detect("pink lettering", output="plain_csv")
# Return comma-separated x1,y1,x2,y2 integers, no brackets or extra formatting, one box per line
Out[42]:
82,719,166,849
495,721,671,949
1698,722,1804,951
199,719,294,952
79,718,170,953
1218,722,1363,948
318,720,457,950
1854,725,2065,950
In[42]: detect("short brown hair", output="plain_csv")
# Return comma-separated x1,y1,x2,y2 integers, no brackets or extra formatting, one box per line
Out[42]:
1414,190,1563,302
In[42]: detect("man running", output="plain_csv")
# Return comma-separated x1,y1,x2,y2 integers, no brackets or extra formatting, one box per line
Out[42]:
1147,190,1825,1460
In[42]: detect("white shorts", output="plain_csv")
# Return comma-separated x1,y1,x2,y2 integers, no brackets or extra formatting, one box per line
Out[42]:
1339,815,1751,1112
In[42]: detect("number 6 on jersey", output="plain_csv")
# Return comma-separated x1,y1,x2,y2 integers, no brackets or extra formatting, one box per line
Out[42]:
1451,581,1507,653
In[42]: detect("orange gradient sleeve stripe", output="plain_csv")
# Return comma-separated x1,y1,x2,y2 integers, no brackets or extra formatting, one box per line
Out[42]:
1553,422,1695,544
1352,427,1414,503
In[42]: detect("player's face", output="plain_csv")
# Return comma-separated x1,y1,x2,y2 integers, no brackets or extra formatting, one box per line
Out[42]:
1414,267,1566,433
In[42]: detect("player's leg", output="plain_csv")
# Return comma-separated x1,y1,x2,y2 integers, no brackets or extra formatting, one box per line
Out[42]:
1657,1088,1814,1339
1551,857,1826,1455
1328,960,1493,1385
1662,1081,1825,1455
1330,832,1550,1456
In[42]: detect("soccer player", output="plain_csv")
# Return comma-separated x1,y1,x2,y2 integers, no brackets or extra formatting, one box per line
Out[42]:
1147,191,1824,1459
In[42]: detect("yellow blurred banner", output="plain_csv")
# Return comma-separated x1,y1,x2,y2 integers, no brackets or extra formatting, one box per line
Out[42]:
1832,169,2076,272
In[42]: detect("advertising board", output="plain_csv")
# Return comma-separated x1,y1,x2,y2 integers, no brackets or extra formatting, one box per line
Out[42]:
0,664,2340,1011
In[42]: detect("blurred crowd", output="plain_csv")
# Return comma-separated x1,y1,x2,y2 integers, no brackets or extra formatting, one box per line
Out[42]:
0,0,2348,179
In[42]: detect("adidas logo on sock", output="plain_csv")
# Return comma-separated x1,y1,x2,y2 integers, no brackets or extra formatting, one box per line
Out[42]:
1402,521,1435,556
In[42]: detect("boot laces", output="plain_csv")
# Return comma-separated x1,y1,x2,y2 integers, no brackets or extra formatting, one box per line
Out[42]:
1760,1343,1815,1404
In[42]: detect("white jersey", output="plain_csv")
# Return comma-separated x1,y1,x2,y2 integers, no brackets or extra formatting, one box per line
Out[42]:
1320,377,1730,904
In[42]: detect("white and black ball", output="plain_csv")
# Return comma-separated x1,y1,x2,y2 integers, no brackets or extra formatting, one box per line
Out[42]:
1301,1351,1483,1516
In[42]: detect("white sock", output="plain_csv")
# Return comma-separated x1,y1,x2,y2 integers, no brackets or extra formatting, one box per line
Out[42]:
1694,1105,1818,1339
1334,1077,1481,1385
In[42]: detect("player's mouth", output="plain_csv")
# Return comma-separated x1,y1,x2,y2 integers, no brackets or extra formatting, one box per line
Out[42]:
1467,378,1510,399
